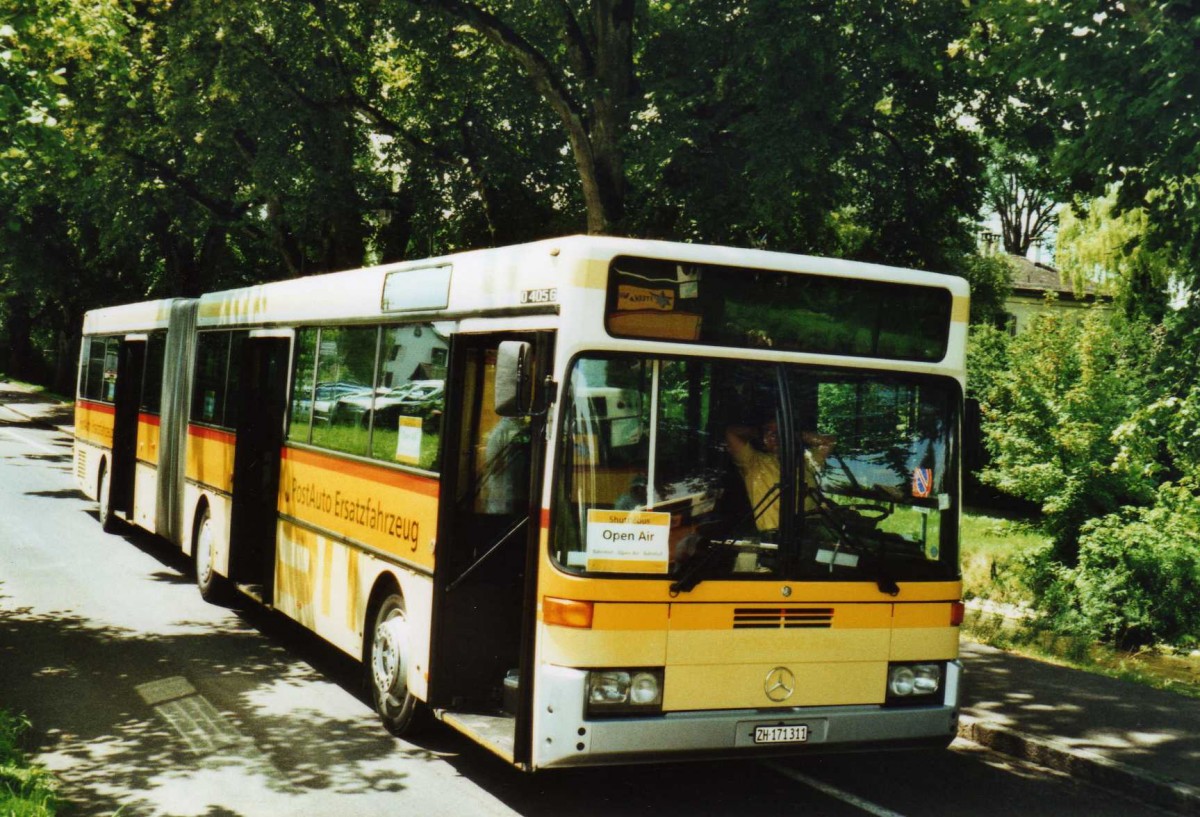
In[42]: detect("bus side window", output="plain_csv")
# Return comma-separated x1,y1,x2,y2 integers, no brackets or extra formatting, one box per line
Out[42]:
140,333,166,414
309,326,376,457
366,323,447,471
82,337,107,402
192,332,230,426
101,337,120,402
288,328,318,444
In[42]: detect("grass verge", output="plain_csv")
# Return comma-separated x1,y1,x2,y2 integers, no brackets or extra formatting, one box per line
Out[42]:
0,710,56,817
961,510,1200,698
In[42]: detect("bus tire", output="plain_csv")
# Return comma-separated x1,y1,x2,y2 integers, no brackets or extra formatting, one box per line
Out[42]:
97,462,118,533
367,591,424,737
194,508,229,604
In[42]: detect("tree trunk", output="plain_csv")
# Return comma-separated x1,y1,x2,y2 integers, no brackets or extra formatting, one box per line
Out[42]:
588,0,636,233
410,0,637,235
5,294,36,381
53,329,81,396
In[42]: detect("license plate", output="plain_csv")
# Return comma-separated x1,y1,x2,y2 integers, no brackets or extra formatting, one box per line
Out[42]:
753,724,809,745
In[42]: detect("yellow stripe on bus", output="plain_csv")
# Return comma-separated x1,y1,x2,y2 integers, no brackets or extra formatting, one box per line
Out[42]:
74,402,115,448
951,295,970,323
185,426,235,493
279,446,439,570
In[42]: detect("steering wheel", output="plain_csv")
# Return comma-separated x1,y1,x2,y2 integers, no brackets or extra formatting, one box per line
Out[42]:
841,503,892,522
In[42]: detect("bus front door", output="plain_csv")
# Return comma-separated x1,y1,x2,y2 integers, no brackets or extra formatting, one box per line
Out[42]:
430,332,550,764
108,338,146,525
228,336,290,603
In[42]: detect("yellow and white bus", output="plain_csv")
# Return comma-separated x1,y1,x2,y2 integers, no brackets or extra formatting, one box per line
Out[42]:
75,235,968,770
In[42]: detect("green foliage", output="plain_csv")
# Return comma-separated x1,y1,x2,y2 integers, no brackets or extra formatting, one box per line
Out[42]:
971,0,1200,288
2,0,998,391
965,323,1009,403
636,0,985,269
0,710,56,817
959,253,1012,327
1022,481,1200,650
978,307,1157,559
1057,188,1175,321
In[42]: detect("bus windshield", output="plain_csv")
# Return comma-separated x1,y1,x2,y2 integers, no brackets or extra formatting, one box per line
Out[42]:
552,355,960,587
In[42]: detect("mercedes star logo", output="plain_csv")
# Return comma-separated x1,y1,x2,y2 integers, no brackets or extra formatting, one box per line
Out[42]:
764,666,796,702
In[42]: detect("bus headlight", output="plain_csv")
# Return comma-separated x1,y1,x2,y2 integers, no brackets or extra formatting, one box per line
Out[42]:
586,669,664,716
886,663,942,703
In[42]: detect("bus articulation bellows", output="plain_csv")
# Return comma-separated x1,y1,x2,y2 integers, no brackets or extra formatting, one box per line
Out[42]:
73,235,968,770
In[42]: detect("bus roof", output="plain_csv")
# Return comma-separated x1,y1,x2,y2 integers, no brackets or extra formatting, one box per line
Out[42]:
191,235,968,329
81,297,193,335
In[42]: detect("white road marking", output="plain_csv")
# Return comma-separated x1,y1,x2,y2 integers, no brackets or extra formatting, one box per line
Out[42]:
0,426,61,456
764,761,908,817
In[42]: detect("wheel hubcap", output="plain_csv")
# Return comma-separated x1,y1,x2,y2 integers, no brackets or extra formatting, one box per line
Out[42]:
373,612,407,702
197,519,213,585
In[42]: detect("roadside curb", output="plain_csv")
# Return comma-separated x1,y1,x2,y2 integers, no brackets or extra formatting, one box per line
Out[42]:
0,389,74,434
958,715,1200,816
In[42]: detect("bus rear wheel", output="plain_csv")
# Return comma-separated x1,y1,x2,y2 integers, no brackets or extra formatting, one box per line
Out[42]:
97,462,118,533
368,592,424,737
194,508,229,604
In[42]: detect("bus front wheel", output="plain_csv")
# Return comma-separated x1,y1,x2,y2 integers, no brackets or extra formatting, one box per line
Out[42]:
368,592,424,737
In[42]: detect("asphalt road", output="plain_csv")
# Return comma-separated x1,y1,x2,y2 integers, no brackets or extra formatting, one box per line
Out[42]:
0,407,1173,816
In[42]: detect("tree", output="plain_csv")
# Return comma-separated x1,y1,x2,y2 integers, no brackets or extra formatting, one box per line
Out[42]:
1,0,1004,389
636,0,986,269
398,0,637,235
1056,187,1176,321
985,148,1058,257
971,0,1200,282
979,307,1158,561
0,1,142,383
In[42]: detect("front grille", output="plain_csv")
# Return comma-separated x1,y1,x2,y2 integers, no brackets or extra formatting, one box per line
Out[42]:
76,449,87,481
733,607,834,629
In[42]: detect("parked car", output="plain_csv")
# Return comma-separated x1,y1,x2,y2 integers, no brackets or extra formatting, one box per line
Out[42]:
332,380,445,429
293,381,372,423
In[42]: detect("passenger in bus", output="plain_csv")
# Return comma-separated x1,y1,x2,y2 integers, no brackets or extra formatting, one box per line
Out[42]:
615,473,648,511
481,415,529,515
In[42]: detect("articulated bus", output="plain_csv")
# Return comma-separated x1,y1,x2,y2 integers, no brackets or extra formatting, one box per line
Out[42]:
74,236,968,770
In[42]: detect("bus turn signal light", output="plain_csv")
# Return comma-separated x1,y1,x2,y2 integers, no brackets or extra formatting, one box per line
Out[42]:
544,597,594,629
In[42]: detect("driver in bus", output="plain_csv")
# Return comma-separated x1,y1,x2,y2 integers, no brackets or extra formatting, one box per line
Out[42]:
725,419,781,532
725,419,836,531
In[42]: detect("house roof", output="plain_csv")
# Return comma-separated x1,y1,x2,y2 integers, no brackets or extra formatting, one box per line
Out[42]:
1005,254,1101,300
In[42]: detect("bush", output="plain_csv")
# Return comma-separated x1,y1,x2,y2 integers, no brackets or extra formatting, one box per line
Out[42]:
0,710,56,817
978,306,1158,562
1023,481,1200,650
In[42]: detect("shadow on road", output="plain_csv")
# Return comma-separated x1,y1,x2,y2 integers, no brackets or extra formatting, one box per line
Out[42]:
0,518,470,816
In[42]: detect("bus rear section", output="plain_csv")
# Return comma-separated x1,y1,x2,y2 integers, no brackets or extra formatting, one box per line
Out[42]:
74,299,196,543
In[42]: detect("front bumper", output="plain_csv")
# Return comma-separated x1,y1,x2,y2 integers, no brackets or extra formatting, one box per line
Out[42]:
533,660,961,769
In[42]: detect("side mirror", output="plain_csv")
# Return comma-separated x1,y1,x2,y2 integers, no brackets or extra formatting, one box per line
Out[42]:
495,341,533,417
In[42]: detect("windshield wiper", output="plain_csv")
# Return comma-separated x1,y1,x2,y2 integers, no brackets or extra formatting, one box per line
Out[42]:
669,481,783,594
806,483,899,596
